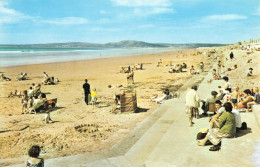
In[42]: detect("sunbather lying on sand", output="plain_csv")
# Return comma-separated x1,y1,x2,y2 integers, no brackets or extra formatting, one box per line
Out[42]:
16,72,27,81
154,89,171,104
0,74,11,81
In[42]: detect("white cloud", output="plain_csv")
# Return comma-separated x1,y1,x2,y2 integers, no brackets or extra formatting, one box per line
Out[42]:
134,7,174,16
111,0,171,7
42,17,88,25
203,14,247,21
0,1,30,24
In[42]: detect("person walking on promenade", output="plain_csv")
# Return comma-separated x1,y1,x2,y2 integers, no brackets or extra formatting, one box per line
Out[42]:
83,79,90,105
186,85,201,127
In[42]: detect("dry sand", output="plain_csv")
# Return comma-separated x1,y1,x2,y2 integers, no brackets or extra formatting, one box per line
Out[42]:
0,49,212,165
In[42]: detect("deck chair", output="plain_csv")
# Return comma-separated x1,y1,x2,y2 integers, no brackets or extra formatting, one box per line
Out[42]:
28,98,57,114
207,103,216,117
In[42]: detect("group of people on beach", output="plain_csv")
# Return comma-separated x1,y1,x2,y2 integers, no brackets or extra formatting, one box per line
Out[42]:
185,50,259,151
42,72,59,85
189,62,204,75
168,62,187,73
6,72,58,123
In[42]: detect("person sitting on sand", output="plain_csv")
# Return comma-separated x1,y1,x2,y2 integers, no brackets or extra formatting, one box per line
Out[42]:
231,86,240,109
182,63,187,69
26,145,44,167
247,59,252,63
42,72,50,84
246,87,260,112
111,94,121,113
91,88,98,108
28,87,34,98
155,89,171,104
237,89,254,109
21,90,29,114
168,68,173,73
55,78,60,82
233,64,238,70
16,73,23,81
199,62,204,72
190,66,195,75
34,84,42,97
223,76,231,93
212,69,218,80
16,90,22,98
197,102,236,150
246,68,253,77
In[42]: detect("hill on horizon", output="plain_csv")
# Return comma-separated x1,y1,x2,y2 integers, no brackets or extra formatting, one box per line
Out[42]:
0,40,228,49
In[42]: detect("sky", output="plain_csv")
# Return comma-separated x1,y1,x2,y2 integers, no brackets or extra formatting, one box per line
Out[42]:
0,0,259,44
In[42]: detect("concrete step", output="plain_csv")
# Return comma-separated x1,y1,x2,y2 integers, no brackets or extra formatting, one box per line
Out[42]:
81,159,113,167
221,112,260,167
125,73,214,166
253,105,260,129
124,98,185,165
143,102,222,167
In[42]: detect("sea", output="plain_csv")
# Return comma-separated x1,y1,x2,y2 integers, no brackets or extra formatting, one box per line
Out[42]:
0,47,182,68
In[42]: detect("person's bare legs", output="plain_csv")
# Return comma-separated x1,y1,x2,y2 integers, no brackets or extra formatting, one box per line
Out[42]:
189,116,195,126
197,135,209,146
247,102,255,112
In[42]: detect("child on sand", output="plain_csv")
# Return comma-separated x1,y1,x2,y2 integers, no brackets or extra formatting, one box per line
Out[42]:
21,90,29,114
231,86,240,108
190,66,195,75
246,68,253,77
91,88,98,108
45,110,53,123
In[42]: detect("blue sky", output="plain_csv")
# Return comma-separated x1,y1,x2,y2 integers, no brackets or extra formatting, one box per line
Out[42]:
0,0,259,44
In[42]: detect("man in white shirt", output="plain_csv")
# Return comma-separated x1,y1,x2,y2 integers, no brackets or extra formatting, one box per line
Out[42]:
232,109,242,132
186,85,201,127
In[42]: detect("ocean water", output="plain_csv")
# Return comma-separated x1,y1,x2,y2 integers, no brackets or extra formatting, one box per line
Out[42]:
0,47,180,68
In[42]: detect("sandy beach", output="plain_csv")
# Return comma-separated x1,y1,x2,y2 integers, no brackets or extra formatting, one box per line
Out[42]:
1,44,260,166
0,49,209,164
